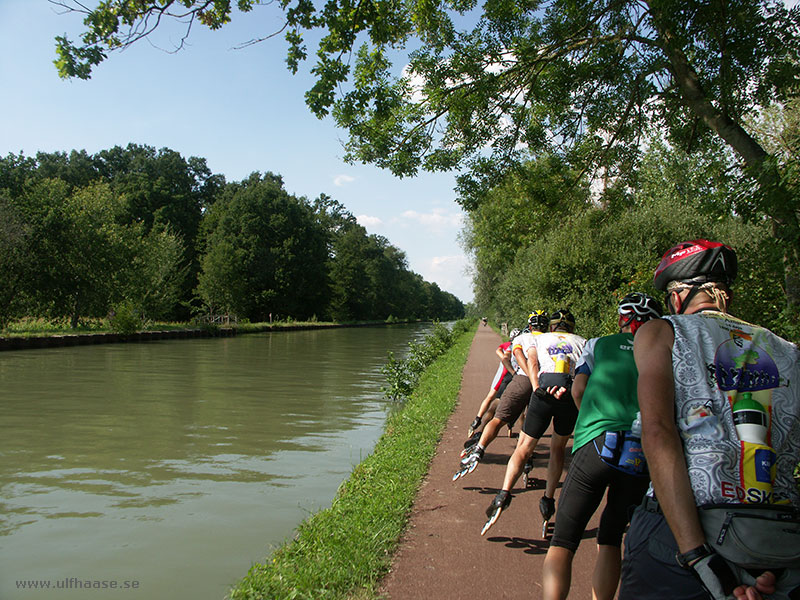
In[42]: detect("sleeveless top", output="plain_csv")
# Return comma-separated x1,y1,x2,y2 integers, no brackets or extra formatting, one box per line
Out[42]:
572,332,639,452
665,311,800,507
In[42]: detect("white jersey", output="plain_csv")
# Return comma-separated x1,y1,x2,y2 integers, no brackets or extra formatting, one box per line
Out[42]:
511,331,542,375
529,331,586,377
664,311,800,507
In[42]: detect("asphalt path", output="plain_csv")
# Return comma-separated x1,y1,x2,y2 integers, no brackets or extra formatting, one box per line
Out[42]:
379,324,604,599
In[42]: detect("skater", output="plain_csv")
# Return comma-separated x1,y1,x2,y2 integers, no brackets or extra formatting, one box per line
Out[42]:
482,309,586,536
542,293,662,600
455,311,549,480
467,328,521,437
619,240,800,600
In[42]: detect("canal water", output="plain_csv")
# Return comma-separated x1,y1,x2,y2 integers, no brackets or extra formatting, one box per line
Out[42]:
0,324,434,600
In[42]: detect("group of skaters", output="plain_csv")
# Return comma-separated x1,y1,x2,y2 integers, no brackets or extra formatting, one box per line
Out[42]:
453,239,800,600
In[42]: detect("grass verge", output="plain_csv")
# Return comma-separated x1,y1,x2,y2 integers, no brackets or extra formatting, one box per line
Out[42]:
227,325,476,600
1,317,415,338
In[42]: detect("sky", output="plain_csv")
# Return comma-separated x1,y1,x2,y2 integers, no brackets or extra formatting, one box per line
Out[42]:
0,0,474,303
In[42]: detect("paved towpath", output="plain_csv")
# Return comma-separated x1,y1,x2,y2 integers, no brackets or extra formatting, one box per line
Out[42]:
379,324,604,599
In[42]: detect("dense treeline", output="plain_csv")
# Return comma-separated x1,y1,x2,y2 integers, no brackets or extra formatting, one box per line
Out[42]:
465,103,800,342
0,145,464,329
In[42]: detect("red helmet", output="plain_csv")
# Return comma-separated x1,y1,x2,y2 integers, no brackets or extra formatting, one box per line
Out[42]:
653,240,737,291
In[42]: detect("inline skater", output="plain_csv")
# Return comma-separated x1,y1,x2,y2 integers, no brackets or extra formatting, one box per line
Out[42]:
482,309,586,536
619,240,800,600
454,311,549,481
542,293,662,600
467,328,521,437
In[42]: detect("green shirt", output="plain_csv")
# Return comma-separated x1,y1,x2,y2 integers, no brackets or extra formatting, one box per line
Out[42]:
572,332,640,452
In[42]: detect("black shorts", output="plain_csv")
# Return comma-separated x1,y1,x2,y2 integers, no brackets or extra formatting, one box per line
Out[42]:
550,435,650,552
494,375,532,424
495,372,514,398
521,387,578,439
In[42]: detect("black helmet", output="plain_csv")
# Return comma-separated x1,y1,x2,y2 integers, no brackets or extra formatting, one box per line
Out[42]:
549,309,575,332
527,310,549,332
618,293,663,330
653,240,737,291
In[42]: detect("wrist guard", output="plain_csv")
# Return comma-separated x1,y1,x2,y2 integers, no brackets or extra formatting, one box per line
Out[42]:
677,545,738,600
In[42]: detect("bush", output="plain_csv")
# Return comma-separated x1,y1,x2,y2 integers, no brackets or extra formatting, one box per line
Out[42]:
109,301,142,335
381,319,475,400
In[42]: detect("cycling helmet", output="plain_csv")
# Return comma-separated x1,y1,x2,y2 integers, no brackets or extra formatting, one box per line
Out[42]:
527,310,549,333
653,240,737,291
549,309,575,332
508,328,521,340
618,292,663,334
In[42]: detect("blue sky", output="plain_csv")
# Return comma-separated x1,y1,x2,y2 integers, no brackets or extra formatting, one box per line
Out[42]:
0,0,474,303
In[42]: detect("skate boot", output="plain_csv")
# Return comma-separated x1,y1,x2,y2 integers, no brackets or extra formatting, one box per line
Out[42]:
461,430,482,457
481,490,511,536
522,455,536,488
539,494,555,538
453,446,483,481
468,416,482,436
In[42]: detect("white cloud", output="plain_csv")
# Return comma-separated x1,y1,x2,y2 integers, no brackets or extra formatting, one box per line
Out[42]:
399,208,463,233
356,214,384,228
419,254,473,303
333,174,355,187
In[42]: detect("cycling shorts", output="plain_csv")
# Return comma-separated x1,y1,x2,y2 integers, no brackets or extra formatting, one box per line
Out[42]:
521,387,578,439
550,435,650,552
495,372,513,398
494,375,532,425
490,363,510,391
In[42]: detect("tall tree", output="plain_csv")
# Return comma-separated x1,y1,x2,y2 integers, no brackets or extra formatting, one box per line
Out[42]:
52,0,800,304
0,195,32,328
196,172,329,321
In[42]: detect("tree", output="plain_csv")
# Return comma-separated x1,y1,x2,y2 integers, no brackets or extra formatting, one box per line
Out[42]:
327,222,378,321
0,195,32,329
94,144,218,318
196,172,329,321
119,226,189,321
486,142,786,339
51,0,800,304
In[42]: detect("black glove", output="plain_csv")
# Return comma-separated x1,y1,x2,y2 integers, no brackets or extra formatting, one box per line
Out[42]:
678,545,739,600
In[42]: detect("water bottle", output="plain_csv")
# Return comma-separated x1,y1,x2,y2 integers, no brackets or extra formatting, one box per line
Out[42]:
631,411,642,438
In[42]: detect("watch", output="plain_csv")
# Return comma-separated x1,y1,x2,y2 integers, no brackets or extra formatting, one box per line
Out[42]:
675,543,713,569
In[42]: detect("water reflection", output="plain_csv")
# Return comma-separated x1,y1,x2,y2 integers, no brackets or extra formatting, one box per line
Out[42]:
0,324,431,600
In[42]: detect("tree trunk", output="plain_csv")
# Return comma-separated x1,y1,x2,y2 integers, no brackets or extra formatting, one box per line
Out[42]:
648,2,800,309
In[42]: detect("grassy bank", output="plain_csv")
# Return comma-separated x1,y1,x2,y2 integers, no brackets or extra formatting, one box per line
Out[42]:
227,325,476,600
0,317,412,338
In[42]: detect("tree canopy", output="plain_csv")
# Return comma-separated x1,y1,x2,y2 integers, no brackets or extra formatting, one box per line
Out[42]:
0,145,464,328
53,0,800,188
52,0,800,307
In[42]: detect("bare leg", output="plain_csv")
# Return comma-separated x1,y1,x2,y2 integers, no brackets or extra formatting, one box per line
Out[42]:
501,431,540,491
542,545,574,600
475,389,497,420
544,432,570,498
477,417,505,450
484,397,499,422
592,545,621,600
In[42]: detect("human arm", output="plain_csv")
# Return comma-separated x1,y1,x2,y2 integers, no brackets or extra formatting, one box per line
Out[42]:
525,347,541,389
571,373,589,409
496,346,514,374
512,345,532,379
633,319,705,554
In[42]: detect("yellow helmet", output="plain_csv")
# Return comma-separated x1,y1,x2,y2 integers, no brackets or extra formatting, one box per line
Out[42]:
527,310,549,332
